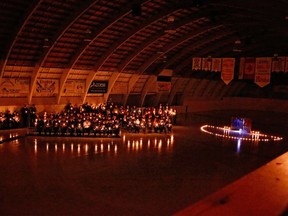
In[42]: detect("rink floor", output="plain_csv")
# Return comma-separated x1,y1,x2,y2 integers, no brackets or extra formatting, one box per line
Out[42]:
0,111,287,215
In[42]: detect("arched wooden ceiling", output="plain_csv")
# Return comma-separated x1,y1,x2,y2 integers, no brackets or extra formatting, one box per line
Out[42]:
0,0,287,104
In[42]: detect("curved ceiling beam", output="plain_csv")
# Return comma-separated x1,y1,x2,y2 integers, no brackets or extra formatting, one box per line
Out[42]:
82,6,185,104
28,0,99,104
0,0,41,86
153,20,266,74
123,74,141,106
118,24,227,106
173,36,242,74
139,76,157,107
137,24,226,74
167,78,186,105
138,29,235,105
81,6,198,103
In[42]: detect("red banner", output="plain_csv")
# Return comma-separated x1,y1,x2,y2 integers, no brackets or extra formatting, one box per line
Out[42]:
211,58,222,72
243,57,255,79
285,57,288,72
255,57,272,87
201,58,212,71
192,58,202,70
221,58,235,85
271,56,285,72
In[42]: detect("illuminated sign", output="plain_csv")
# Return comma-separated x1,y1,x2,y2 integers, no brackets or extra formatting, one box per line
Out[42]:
88,80,108,94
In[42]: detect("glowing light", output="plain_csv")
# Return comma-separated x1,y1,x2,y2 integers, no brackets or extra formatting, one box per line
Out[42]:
237,138,242,153
34,143,37,154
77,144,81,155
85,144,88,153
200,125,283,142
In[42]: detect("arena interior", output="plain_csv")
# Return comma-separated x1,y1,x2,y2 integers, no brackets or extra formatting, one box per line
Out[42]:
0,0,288,215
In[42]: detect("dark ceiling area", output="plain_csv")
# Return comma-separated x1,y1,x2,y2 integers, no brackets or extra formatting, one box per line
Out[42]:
0,0,287,104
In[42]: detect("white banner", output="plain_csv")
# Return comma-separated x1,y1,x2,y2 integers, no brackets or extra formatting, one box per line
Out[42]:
221,58,235,85
192,58,202,70
271,56,285,72
34,79,59,96
0,78,30,96
201,58,212,71
63,80,85,95
255,57,272,87
211,58,222,72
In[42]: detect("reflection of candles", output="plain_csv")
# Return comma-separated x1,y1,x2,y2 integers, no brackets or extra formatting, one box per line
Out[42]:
108,144,110,152
46,143,49,152
62,144,65,152
95,144,98,153
34,143,37,154
158,139,162,151
71,143,74,152
114,145,118,154
77,144,81,155
55,144,58,152
148,139,150,148
85,144,88,153
101,144,103,152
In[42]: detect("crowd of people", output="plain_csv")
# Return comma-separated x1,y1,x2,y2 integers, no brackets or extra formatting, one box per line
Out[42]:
0,104,36,130
0,102,177,137
33,102,177,137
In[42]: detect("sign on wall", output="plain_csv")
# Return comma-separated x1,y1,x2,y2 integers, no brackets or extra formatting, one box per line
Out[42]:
88,80,108,94
0,78,30,96
34,79,59,96
63,80,85,95
157,69,172,92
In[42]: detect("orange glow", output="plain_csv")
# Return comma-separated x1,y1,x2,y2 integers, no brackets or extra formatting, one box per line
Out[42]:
200,125,283,142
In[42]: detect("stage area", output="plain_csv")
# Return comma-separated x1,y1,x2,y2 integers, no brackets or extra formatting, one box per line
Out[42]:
0,110,287,215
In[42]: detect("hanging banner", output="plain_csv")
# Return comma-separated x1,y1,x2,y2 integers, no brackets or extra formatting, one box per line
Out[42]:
201,58,212,71
238,57,245,79
34,79,59,96
285,57,288,73
271,56,285,72
211,58,222,72
243,57,255,79
88,80,108,94
63,80,85,95
255,57,272,87
192,58,202,70
157,69,172,92
221,58,235,85
0,78,30,96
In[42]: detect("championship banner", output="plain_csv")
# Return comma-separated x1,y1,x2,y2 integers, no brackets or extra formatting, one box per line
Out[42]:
192,57,202,70
211,58,222,72
238,57,245,79
271,56,285,72
243,57,255,79
255,57,272,87
157,69,172,92
63,80,85,95
201,58,212,71
0,78,30,96
221,58,235,85
88,80,108,94
285,57,288,73
34,79,59,96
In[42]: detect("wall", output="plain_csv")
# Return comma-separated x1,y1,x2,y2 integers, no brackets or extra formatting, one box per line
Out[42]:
181,97,288,113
